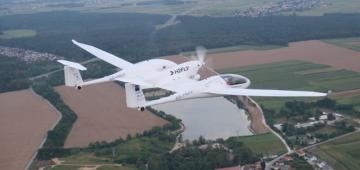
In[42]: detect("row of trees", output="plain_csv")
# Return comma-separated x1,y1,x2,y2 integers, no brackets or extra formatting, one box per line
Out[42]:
32,82,78,160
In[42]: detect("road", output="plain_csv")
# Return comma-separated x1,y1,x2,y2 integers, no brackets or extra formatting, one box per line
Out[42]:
29,58,99,81
266,129,360,170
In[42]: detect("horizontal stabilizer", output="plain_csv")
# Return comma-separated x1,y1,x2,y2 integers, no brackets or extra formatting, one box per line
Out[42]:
57,60,87,70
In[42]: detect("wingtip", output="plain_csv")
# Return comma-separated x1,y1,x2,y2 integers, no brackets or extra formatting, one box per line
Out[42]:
72,39,78,44
57,59,65,64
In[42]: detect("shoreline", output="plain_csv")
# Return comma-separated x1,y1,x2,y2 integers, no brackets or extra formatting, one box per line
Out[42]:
239,96,270,134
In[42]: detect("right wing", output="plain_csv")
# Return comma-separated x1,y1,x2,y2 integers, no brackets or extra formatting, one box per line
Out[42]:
206,88,327,97
72,40,133,69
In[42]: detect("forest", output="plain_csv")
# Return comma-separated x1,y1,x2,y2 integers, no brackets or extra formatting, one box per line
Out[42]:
1,12,360,92
0,12,360,63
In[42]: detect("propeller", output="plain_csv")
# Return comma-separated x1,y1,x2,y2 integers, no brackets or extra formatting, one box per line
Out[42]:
180,46,213,71
195,46,206,64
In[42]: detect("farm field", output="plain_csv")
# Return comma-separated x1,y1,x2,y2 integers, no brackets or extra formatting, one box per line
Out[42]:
323,37,360,51
0,29,36,39
170,40,360,72
55,82,168,148
309,132,360,170
219,60,360,110
227,133,287,155
42,128,175,170
0,89,59,170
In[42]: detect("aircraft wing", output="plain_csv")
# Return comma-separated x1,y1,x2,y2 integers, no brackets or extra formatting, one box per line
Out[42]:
206,88,327,97
115,77,154,88
72,40,133,69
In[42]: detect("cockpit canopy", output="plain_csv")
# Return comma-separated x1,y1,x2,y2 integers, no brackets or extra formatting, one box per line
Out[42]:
220,74,250,88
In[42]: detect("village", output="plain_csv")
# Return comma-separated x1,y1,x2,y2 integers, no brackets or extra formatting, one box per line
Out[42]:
236,0,330,17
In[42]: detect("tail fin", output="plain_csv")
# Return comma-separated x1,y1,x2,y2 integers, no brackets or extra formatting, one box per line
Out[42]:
58,60,86,88
125,83,146,109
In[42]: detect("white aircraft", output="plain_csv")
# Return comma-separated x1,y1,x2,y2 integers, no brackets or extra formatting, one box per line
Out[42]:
58,40,327,111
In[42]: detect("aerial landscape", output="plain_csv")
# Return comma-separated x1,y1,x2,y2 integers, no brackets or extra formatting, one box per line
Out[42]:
0,0,360,170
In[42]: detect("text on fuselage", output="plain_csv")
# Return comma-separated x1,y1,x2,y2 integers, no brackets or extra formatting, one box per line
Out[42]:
170,66,189,75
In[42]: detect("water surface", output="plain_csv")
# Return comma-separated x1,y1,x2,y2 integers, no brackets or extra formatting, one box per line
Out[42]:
153,97,252,140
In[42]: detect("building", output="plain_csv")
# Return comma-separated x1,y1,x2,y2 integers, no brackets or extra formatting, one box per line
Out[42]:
296,149,306,157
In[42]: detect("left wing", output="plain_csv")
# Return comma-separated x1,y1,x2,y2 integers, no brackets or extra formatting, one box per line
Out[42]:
206,88,327,97
72,40,133,69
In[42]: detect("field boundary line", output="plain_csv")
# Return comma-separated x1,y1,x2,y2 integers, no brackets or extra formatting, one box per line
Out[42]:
25,88,62,170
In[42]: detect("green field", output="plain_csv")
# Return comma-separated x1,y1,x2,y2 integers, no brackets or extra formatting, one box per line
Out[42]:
323,37,360,51
227,133,287,155
49,165,136,170
311,132,360,170
219,60,360,110
338,95,360,111
56,136,173,167
0,29,36,39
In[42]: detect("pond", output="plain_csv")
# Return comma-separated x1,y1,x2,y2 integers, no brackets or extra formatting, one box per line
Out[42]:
153,97,253,140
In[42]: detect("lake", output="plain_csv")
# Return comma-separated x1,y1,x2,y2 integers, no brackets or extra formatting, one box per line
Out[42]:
153,97,253,140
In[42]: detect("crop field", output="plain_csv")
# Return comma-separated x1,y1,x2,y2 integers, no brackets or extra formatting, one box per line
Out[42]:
0,89,59,170
51,135,172,170
185,40,360,73
0,29,36,39
219,60,360,110
56,82,168,148
227,133,287,155
323,37,360,51
309,132,360,170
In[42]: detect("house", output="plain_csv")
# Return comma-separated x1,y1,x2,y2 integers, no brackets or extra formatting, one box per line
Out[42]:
274,123,283,131
317,161,326,168
309,156,317,162
296,149,306,157
282,155,293,161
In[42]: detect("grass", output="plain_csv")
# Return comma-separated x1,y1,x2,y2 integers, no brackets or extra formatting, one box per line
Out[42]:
228,133,287,155
60,152,112,165
338,95,360,108
59,136,173,166
49,165,136,170
97,165,137,170
311,132,360,170
322,37,360,51
0,29,36,39
219,60,360,110
49,165,90,170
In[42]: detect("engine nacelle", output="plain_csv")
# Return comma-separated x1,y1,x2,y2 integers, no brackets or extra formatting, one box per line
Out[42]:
138,107,145,111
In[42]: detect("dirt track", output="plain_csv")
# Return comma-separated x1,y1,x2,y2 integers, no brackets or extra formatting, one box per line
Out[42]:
56,83,168,148
166,40,360,72
0,90,58,170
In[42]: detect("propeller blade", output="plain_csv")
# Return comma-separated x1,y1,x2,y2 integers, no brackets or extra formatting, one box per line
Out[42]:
196,46,206,63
